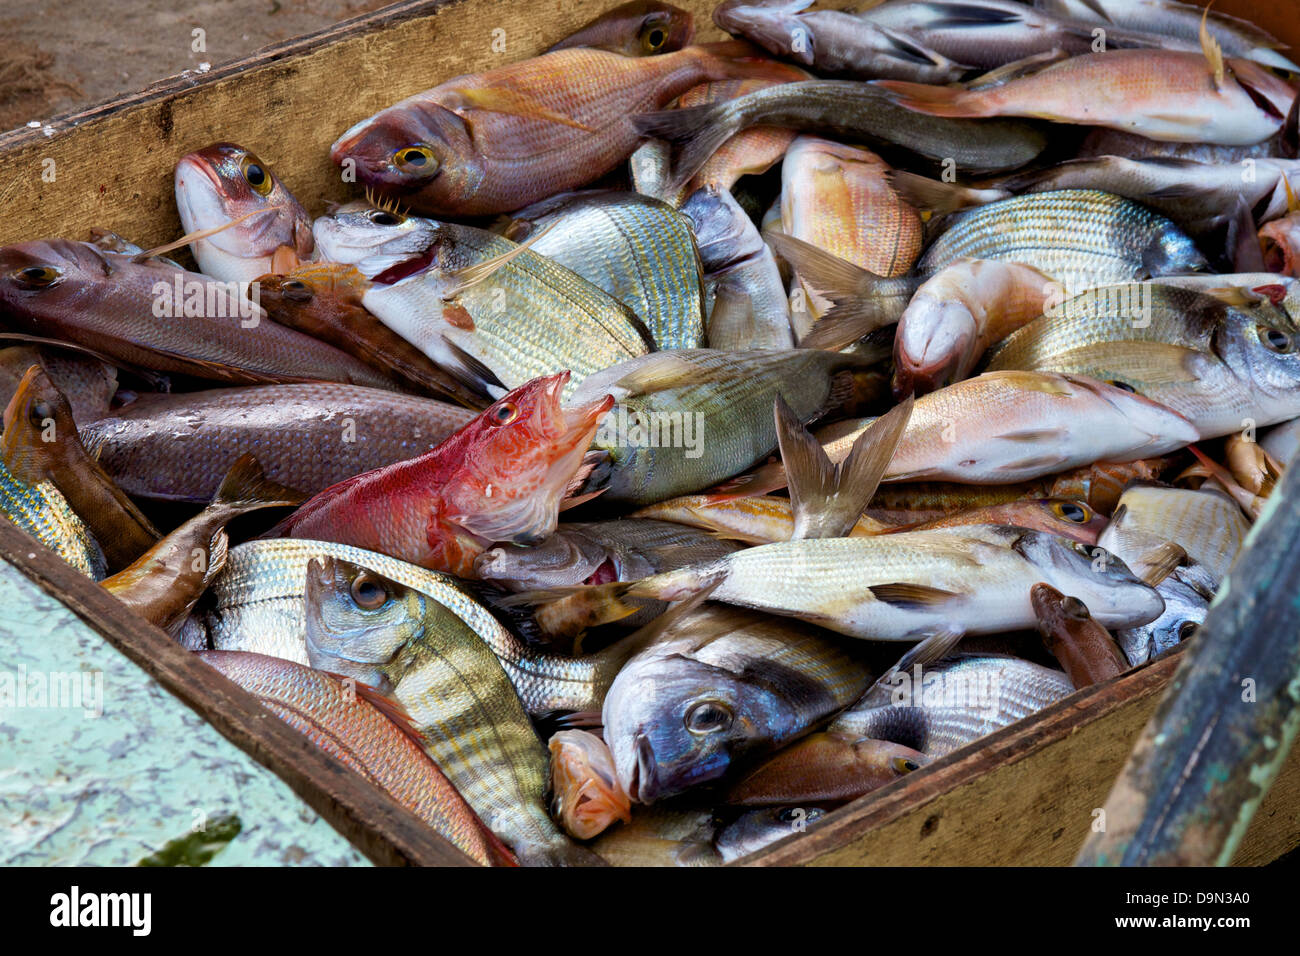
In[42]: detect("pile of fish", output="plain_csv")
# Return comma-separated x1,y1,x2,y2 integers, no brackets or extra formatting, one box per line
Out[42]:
4,0,1299,866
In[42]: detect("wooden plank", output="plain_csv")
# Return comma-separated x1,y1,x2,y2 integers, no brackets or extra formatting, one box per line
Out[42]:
0,515,475,867
0,0,739,250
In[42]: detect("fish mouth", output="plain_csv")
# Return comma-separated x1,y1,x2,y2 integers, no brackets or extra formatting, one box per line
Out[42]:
625,733,660,804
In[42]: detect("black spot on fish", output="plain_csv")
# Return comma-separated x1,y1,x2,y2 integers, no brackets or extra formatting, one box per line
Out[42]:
737,657,838,716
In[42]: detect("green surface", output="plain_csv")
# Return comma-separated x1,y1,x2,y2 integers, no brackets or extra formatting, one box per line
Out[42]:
0,558,370,866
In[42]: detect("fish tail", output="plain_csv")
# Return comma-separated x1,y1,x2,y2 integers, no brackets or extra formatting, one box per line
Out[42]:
212,454,307,514
875,80,986,119
776,392,913,540
632,103,735,191
887,170,1007,216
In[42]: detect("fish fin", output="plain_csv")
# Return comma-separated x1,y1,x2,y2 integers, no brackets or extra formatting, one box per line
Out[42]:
334,675,428,749
706,458,790,498
608,352,739,394
449,86,596,132
996,454,1068,474
497,582,642,640
1227,194,1268,273
1284,175,1300,214
631,103,732,190
706,285,756,351
1132,540,1188,588
875,26,968,70
438,335,508,398
1199,3,1226,91
1186,445,1262,519
204,529,230,586
866,583,961,609
874,79,984,118
1199,285,1267,308
440,220,558,300
598,580,723,662
212,453,306,510
540,710,604,732
887,622,965,675
963,48,1070,91
1030,342,1205,386
886,170,1004,215
269,244,302,275
776,392,913,540
131,205,288,263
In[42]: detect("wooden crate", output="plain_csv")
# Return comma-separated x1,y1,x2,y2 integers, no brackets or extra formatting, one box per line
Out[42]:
0,0,1297,866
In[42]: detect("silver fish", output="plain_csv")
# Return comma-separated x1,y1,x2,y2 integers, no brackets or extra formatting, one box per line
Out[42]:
714,804,832,863
1097,485,1250,585
1115,562,1215,666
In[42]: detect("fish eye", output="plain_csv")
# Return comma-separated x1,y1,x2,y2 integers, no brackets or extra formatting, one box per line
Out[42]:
490,401,518,426
349,572,388,610
1178,621,1199,641
892,756,921,774
1051,501,1090,523
1257,326,1295,353
366,209,405,227
392,144,439,176
239,154,274,196
280,279,314,302
1104,379,1136,393
30,400,53,422
640,21,668,52
1062,596,1091,619
11,265,60,289
684,699,733,734
1072,541,1095,557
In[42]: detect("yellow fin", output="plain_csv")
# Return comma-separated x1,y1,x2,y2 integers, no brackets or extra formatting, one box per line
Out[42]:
451,86,596,132
1039,342,1205,386
1284,175,1299,214
440,219,558,300
1200,3,1225,90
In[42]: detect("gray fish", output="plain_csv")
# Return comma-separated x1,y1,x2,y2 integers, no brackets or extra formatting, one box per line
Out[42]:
919,190,1207,295
714,804,832,863
505,190,706,350
1115,562,1215,667
681,186,794,349
1097,485,1250,585
589,804,722,866
632,80,1049,191
602,604,873,803
829,653,1075,756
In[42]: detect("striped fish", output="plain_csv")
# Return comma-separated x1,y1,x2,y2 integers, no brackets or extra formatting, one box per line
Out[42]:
0,457,105,579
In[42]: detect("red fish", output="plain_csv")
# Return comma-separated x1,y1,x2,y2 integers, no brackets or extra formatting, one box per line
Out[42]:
268,372,613,578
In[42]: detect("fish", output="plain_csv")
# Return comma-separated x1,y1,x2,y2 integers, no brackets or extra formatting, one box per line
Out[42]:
570,348,884,505
503,190,706,350
1223,432,1283,496
891,258,1059,396
267,373,613,578
0,454,105,578
635,493,1107,546
1259,204,1300,276
0,240,398,389
474,517,741,596
724,731,929,806
876,371,1198,484
1262,417,1300,467
256,263,489,407
2,363,159,572
302,556,599,865
984,284,1300,439
677,78,801,194
829,653,1076,756
311,202,653,398
1035,0,1300,71
548,730,633,840
102,455,301,635
991,155,1300,237
330,42,805,216
714,804,832,862
173,143,315,284
877,50,1297,146
0,346,116,426
779,136,923,335
78,383,475,503
205,538,647,716
197,650,516,867
523,525,1165,643
632,79,1049,191
917,191,1207,295
547,0,695,57
1031,583,1130,688
601,603,873,802
1114,562,1215,666
589,803,721,865
1097,485,1250,585
679,185,794,350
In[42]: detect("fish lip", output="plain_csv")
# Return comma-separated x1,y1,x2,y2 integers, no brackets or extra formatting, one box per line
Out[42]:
629,733,659,804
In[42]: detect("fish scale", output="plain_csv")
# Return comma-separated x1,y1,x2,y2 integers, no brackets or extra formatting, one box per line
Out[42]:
0,458,105,579
205,539,624,714
830,654,1075,756
919,190,1204,294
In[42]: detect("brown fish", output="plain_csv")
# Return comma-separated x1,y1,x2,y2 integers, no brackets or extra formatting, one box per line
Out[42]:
101,454,303,634
548,730,633,840
725,731,929,806
0,346,116,426
2,364,159,572
1031,583,1130,688
256,262,488,408
331,42,807,216
547,0,695,57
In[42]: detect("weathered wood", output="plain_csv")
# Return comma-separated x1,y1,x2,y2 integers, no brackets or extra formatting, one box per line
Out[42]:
1075,459,1300,866
0,515,475,867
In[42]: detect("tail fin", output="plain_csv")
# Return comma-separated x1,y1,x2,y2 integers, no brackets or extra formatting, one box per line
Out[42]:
633,103,734,190
874,79,984,118
775,393,912,539
887,170,1009,216
212,454,306,514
